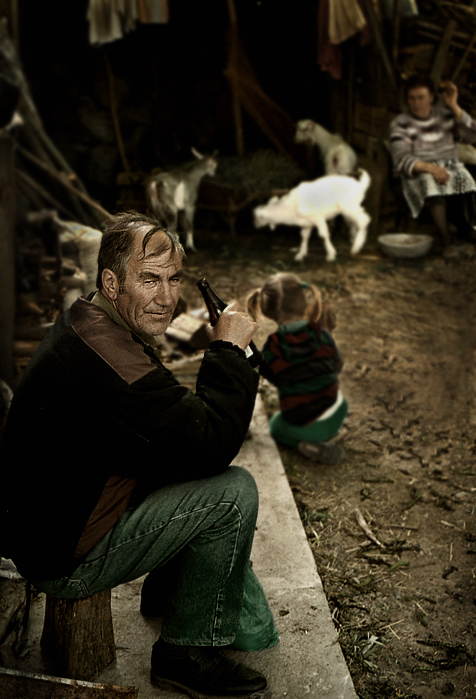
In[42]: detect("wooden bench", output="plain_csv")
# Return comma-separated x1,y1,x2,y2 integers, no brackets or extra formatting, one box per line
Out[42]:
41,590,115,681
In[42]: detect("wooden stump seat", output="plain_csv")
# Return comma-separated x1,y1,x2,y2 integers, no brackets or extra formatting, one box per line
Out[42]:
41,589,115,681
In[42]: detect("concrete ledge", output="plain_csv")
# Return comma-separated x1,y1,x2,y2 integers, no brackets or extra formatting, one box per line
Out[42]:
229,394,357,699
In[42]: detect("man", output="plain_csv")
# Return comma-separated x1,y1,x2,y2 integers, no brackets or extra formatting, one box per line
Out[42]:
0,211,273,697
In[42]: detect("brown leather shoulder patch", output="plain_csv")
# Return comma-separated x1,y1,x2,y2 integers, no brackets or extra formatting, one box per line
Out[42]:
70,298,156,385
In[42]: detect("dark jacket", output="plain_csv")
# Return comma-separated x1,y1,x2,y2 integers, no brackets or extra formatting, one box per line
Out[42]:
0,296,259,581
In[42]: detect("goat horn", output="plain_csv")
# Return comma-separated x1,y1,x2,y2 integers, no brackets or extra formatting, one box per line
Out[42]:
191,147,204,159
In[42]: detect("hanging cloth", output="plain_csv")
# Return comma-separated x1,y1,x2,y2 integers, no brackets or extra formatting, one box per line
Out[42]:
317,0,343,79
87,0,141,45
87,0,169,44
139,0,169,23
328,0,367,45
382,0,418,18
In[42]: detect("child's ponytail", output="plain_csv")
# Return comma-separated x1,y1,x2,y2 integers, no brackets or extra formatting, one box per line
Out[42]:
246,288,262,321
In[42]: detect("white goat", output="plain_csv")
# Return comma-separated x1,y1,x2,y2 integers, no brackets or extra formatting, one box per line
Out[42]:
296,119,358,175
146,148,218,251
253,169,371,262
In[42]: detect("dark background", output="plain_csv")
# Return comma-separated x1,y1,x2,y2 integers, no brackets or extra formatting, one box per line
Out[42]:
16,0,338,209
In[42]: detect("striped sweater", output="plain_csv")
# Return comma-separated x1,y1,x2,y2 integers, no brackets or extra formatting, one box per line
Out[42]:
260,319,343,426
389,107,476,177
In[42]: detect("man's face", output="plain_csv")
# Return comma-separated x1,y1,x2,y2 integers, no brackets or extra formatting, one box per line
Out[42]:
406,87,434,119
114,230,183,337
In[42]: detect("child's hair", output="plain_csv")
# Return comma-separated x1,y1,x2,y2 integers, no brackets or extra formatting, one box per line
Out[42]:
246,272,324,325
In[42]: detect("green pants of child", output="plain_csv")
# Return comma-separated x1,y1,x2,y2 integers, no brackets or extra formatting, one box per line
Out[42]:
269,394,349,449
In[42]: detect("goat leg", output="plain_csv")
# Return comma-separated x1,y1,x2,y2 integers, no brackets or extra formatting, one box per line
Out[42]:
313,218,337,262
350,211,370,256
294,227,313,262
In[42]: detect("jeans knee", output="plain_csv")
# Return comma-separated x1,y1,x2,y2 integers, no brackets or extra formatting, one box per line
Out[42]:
227,466,259,521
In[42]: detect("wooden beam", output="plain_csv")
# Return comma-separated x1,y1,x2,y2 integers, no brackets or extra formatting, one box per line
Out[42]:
451,30,476,82
225,0,244,156
0,133,16,387
392,0,402,67
430,19,458,85
17,146,113,223
360,0,397,89
0,667,138,699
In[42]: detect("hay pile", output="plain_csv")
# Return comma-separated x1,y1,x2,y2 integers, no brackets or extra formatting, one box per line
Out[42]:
212,149,306,195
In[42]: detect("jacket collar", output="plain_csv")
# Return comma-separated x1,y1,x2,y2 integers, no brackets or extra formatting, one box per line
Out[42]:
90,291,163,356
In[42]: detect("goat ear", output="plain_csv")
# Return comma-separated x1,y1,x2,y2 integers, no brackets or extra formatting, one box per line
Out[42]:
191,147,204,159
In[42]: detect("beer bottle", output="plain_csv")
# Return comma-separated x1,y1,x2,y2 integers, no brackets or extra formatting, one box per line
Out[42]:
197,278,262,368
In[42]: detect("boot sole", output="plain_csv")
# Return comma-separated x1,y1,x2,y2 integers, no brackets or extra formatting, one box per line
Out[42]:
150,670,271,699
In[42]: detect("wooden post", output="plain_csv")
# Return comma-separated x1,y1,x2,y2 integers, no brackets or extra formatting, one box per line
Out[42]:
430,19,457,86
360,0,397,89
0,131,15,388
103,47,131,175
41,591,116,681
451,30,476,83
225,0,244,156
392,0,402,68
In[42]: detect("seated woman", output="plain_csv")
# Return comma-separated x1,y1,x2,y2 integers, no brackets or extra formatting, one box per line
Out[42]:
389,74,476,246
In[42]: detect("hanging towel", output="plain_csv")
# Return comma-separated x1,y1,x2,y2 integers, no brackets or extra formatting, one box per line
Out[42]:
317,0,343,79
87,0,140,45
328,0,367,45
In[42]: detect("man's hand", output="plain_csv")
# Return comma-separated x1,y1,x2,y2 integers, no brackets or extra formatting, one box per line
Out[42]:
208,301,259,351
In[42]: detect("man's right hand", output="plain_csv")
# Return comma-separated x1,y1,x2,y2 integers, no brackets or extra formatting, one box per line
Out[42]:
208,302,259,351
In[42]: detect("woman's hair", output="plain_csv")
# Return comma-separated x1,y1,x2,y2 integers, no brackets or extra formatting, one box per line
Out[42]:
403,74,436,100
96,211,185,289
246,272,323,325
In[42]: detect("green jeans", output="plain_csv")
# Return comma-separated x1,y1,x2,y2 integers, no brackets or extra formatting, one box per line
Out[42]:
35,466,268,647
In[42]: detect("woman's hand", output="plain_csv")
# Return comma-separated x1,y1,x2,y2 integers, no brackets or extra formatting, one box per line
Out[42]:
440,80,463,119
414,161,450,184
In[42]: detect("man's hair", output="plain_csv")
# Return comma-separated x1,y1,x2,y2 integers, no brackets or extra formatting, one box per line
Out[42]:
404,74,436,100
96,211,185,289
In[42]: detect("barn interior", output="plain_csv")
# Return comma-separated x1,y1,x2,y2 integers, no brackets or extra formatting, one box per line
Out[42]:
1,1,476,697
2,0,476,388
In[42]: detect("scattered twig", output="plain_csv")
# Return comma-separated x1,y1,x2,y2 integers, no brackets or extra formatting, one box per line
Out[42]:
440,520,464,531
379,618,405,631
353,508,385,548
385,523,419,531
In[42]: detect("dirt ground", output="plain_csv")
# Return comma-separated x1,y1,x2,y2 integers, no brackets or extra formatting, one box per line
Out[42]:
175,215,476,699
9,206,476,699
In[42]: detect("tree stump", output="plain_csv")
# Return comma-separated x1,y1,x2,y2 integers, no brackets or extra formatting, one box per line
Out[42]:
41,590,115,681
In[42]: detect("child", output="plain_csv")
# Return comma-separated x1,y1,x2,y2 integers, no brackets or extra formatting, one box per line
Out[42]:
247,272,348,464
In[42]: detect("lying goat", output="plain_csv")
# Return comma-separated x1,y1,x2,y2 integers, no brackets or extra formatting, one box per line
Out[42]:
253,169,371,262
146,148,218,251
296,119,357,175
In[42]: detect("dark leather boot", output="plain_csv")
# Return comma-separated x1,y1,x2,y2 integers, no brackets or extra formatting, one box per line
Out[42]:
150,637,269,698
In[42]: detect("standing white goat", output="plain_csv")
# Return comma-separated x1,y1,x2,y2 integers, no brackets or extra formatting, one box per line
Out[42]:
253,169,371,262
146,148,218,251
296,119,358,175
